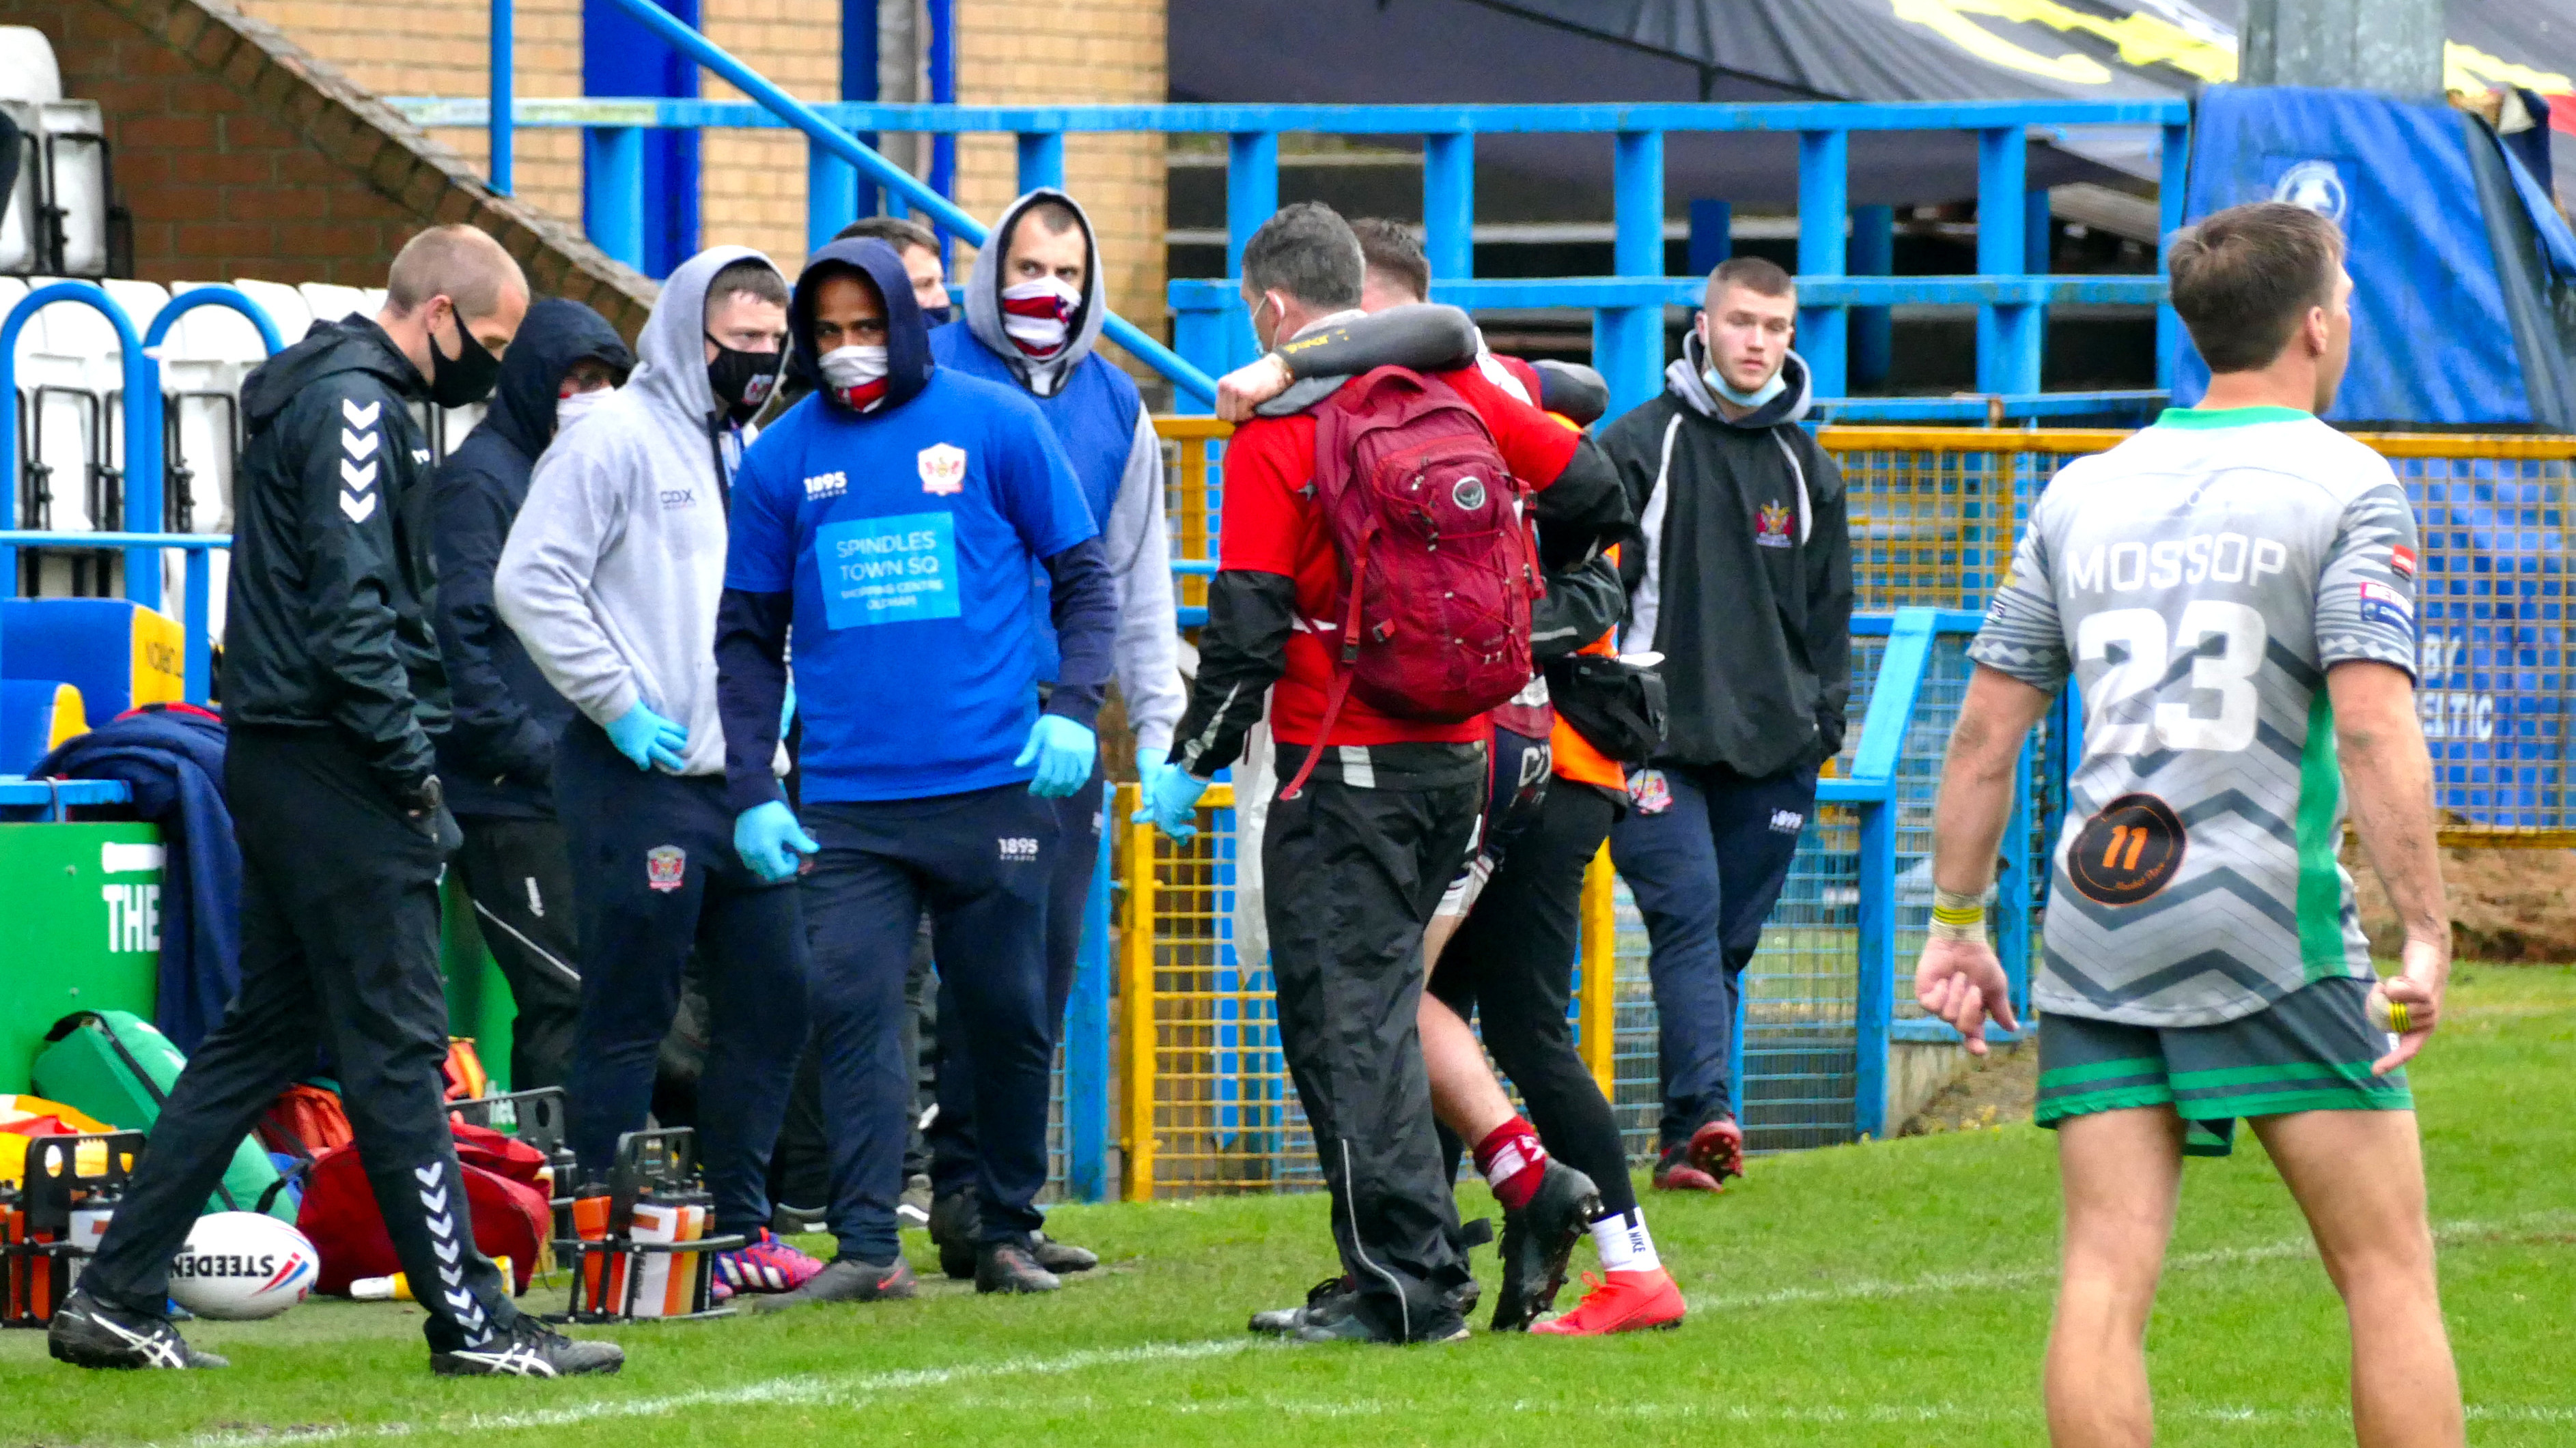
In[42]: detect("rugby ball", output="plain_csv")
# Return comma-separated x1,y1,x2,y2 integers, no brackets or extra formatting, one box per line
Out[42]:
167,1212,318,1320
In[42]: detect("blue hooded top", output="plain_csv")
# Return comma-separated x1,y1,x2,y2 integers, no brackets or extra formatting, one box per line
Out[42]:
720,238,1114,805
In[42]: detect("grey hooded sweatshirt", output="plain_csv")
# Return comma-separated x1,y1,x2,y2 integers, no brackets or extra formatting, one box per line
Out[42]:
931,188,1185,754
496,246,782,778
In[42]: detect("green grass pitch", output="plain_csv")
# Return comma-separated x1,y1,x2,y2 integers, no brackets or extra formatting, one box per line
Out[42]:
5,965,2571,1447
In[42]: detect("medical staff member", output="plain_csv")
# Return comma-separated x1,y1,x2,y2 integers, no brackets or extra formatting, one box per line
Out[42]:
914,187,1181,1279
714,238,1116,1305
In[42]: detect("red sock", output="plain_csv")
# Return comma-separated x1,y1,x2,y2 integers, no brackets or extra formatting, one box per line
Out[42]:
1473,1118,1550,1210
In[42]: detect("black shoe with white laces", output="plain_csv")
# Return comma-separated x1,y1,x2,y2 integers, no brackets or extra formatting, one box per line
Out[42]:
1250,1275,1353,1335
430,1316,624,1378
1492,1160,1601,1332
48,1288,228,1370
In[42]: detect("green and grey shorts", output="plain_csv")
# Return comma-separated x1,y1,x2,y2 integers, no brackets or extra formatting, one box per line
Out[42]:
2034,975,2411,1157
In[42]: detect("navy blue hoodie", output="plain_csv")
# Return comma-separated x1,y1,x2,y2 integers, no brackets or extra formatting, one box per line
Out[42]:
430,297,634,818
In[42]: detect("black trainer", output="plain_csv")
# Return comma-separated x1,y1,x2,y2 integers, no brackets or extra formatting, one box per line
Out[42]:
752,1255,918,1312
1250,1275,1353,1335
430,1317,624,1378
47,1288,228,1370
929,1191,980,1280
1291,1294,1466,1346
1491,1160,1601,1333
975,1240,1061,1294
1029,1231,1097,1273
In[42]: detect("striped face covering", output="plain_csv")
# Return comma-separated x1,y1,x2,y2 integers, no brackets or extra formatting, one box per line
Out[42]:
999,276,1081,358
819,345,890,412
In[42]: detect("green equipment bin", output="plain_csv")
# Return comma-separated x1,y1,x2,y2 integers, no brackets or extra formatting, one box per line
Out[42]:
33,1010,291,1221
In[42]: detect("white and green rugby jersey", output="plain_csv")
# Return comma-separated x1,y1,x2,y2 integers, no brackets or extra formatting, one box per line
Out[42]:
1970,406,2420,1027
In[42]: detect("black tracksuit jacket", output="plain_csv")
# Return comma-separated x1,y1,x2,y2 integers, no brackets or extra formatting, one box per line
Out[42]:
221,317,449,795
430,299,635,819
1595,343,1854,779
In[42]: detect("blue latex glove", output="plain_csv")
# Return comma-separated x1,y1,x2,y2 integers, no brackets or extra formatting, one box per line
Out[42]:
1134,745,1167,783
604,700,688,773
1017,714,1097,799
733,801,819,883
781,678,797,735
1132,762,1211,842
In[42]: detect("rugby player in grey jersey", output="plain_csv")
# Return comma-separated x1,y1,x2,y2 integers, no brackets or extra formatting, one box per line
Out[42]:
1918,201,2461,1448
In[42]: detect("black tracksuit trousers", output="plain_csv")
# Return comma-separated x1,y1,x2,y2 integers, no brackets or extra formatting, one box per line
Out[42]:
1265,742,1483,1343
1429,782,1638,1217
449,817,585,1091
84,726,517,1352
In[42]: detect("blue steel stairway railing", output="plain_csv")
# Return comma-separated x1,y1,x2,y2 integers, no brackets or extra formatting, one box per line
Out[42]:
400,9,2189,423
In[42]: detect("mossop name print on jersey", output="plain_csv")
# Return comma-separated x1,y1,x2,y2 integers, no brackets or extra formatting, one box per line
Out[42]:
1970,410,2419,1027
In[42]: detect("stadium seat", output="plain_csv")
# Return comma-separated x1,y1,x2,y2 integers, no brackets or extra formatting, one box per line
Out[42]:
230,280,311,348
297,282,367,327
14,276,109,555
0,678,85,775
0,597,183,722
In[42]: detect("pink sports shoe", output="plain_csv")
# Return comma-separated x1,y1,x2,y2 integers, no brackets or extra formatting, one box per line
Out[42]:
713,1229,826,1295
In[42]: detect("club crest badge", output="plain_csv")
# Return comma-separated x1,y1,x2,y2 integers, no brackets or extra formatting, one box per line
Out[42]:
919,442,967,496
1628,768,1673,816
1755,501,1794,548
645,845,686,894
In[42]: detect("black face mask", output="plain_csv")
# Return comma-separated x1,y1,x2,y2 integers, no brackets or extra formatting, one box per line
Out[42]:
427,308,502,408
921,304,955,328
706,336,783,425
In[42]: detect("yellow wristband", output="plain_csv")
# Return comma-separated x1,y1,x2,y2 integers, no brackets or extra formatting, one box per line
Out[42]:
1929,888,1986,942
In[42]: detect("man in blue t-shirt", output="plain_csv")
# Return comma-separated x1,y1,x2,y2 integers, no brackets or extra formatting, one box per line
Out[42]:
921,187,1184,1277
714,238,1117,1304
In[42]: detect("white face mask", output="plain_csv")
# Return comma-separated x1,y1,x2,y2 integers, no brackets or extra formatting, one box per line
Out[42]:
819,344,891,411
999,276,1082,358
555,386,613,434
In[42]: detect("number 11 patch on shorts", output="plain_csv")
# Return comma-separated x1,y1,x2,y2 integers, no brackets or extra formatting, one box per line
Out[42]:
2068,793,2185,905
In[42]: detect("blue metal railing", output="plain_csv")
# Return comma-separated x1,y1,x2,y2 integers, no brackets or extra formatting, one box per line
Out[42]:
1,282,281,704
407,9,2188,420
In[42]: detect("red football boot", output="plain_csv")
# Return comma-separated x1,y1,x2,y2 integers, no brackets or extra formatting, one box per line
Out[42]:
1530,1269,1686,1335
1686,1116,1745,1184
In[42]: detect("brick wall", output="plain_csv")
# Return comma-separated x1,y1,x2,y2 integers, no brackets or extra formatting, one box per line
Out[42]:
232,0,586,230
8,0,651,330
197,0,1171,330
954,0,1168,367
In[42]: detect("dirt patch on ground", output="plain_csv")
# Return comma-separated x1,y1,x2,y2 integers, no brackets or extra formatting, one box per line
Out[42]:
1899,1042,2038,1135
2348,839,2576,963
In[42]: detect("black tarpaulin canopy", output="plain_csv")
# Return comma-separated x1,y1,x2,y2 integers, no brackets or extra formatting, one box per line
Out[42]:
1171,0,2576,208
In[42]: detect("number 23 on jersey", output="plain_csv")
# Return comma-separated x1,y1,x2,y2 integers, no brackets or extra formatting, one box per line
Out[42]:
2076,601,2267,754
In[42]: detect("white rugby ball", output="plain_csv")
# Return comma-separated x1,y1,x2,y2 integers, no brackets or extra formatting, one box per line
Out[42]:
167,1212,318,1320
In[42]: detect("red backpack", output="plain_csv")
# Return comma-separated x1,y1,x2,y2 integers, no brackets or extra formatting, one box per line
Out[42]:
1280,366,1542,799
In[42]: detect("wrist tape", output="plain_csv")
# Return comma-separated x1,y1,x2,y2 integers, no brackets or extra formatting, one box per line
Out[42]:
1929,888,1987,943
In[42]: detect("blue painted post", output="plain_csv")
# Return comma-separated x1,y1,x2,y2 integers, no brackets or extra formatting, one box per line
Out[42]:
1017,130,1066,194
1976,126,2039,395
1855,795,1894,1137
1797,130,1850,399
1227,130,1280,371
1065,827,1112,1200
1423,131,1474,282
2026,187,2052,388
183,547,211,702
1599,129,1665,417
1849,203,1893,390
844,0,880,220
2158,121,2189,389
927,0,955,264
1686,198,1731,278
808,144,858,254
488,0,513,194
585,127,645,270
